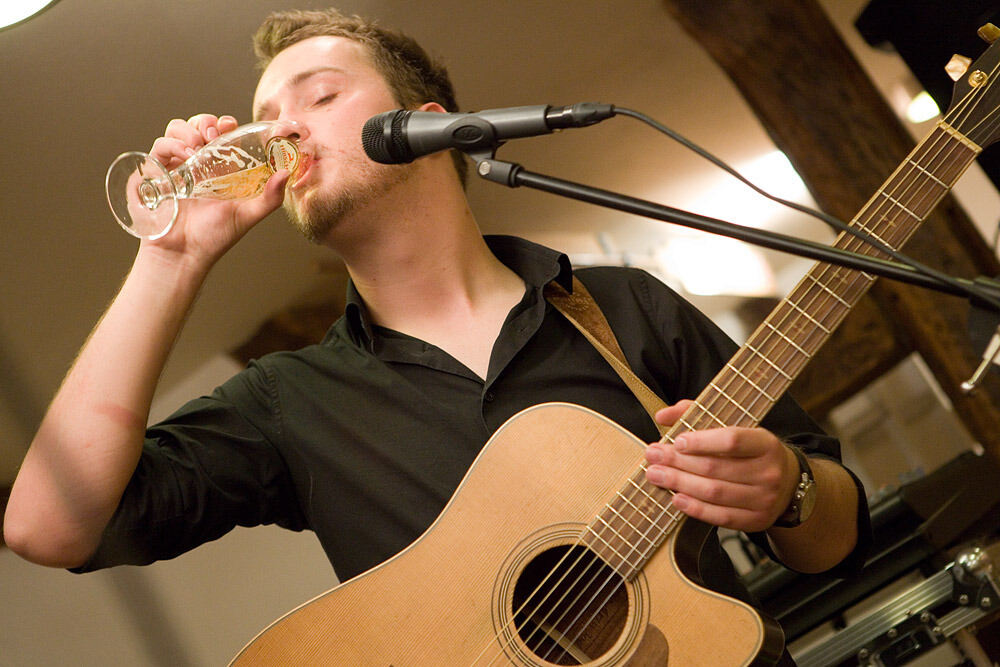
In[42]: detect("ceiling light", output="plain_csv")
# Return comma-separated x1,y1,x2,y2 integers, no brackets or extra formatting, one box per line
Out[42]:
656,235,776,297
0,0,59,31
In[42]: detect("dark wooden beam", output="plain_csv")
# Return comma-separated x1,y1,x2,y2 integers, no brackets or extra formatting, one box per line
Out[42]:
662,0,1000,462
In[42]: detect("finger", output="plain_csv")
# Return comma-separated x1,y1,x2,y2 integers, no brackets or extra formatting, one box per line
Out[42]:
673,426,774,458
654,399,693,427
669,492,774,532
164,118,207,148
645,461,775,513
217,115,239,134
185,113,221,138
645,439,778,486
185,113,236,144
149,136,196,169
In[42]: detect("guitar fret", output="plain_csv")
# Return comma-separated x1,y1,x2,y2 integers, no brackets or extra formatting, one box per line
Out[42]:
584,526,641,573
745,342,793,380
785,299,832,334
626,477,670,514
763,321,812,359
906,158,948,188
877,191,920,221
803,273,851,308
603,501,655,539
692,400,727,427
708,381,760,424
853,218,895,248
676,417,697,432
615,490,658,526
595,512,656,549
725,362,778,403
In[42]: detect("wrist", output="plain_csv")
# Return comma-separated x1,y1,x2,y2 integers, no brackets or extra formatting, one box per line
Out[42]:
133,243,215,291
772,445,817,528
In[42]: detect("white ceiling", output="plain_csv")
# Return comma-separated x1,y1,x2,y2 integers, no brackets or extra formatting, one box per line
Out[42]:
2,0,993,485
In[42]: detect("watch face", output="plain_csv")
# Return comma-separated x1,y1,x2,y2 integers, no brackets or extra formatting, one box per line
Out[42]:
799,480,817,522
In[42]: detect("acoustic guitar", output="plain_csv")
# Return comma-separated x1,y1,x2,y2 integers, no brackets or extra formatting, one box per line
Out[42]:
231,30,1000,666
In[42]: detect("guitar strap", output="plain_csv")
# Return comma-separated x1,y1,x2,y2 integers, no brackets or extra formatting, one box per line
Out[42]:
545,276,669,436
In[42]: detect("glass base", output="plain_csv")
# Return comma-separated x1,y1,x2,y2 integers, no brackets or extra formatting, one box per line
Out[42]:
106,151,178,240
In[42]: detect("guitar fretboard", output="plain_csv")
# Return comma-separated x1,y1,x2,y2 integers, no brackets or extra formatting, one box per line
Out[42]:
583,121,981,580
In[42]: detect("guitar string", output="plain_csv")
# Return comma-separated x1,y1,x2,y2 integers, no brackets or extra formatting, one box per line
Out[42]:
543,110,979,663
650,130,947,457
549,132,964,666
654,64,994,452
680,124,966,446
533,490,686,665
954,57,1000,143
553,120,975,662
529,471,685,664
479,126,966,667
665,64,997,442
530,125,968,666
684,97,981,438
473,76,986,666
470,462,656,665
471,483,648,665
472,445,688,665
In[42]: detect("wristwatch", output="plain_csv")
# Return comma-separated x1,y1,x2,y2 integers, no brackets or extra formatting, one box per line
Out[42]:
773,446,817,528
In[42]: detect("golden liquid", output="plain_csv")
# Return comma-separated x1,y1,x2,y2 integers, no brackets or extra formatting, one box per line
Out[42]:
189,163,272,200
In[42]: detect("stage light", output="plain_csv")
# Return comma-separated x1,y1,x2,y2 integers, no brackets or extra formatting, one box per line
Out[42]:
0,0,60,31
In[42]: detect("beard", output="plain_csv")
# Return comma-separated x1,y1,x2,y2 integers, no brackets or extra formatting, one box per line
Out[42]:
284,153,414,244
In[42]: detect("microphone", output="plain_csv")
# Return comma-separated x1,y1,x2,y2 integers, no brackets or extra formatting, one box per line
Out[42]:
362,103,615,164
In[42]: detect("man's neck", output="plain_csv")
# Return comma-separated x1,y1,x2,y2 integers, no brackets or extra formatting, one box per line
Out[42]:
330,165,525,378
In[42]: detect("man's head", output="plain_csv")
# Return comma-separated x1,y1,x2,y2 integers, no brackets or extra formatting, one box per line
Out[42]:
253,8,468,186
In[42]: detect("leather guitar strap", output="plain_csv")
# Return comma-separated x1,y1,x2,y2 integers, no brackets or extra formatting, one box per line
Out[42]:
545,276,669,436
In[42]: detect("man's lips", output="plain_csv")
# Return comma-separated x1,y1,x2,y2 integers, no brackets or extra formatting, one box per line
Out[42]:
289,153,315,189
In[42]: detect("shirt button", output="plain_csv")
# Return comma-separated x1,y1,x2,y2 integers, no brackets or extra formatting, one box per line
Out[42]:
484,391,496,402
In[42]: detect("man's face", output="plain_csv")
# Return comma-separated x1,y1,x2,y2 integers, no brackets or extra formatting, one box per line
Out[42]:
253,36,412,243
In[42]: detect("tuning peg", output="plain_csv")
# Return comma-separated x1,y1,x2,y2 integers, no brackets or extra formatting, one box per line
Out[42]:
946,54,973,82
979,23,1000,44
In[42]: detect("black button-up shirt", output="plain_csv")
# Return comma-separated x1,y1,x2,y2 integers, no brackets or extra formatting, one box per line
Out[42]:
78,236,868,602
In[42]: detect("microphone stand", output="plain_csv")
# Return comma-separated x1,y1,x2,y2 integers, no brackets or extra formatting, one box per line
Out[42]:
472,155,1000,390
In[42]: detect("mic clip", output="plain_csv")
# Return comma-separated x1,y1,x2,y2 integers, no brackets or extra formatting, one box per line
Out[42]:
962,324,1000,393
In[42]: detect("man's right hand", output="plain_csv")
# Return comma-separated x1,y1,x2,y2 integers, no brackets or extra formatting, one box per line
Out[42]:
138,113,291,272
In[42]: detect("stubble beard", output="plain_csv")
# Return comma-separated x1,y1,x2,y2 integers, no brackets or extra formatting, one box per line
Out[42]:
284,154,414,245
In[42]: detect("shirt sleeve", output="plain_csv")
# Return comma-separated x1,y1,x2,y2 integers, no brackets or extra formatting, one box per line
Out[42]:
71,361,306,572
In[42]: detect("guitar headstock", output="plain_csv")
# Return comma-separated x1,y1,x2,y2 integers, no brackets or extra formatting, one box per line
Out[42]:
947,23,1000,148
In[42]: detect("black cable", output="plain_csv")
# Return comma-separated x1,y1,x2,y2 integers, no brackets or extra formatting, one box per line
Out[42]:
611,106,1000,312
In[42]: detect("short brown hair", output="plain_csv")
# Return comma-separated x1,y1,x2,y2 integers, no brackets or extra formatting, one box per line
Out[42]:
254,8,468,185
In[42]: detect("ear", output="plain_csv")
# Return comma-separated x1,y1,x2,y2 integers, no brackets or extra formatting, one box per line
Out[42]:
417,101,448,113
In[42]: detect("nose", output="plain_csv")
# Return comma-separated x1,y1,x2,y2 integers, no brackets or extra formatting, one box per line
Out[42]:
277,118,309,144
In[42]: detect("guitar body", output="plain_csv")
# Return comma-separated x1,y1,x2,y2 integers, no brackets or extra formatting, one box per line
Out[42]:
233,403,782,666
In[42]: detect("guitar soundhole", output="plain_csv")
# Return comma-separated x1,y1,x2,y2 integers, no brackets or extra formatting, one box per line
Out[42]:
511,544,628,665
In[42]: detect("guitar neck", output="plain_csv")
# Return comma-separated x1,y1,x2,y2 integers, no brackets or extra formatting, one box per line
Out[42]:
584,120,981,580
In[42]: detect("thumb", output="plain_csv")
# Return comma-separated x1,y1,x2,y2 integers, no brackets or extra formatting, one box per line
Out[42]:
238,169,290,223
654,399,694,426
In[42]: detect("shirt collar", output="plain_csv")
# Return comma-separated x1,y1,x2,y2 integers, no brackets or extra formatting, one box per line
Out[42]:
343,235,572,349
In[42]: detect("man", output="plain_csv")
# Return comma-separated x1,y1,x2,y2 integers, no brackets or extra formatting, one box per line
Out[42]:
5,7,868,659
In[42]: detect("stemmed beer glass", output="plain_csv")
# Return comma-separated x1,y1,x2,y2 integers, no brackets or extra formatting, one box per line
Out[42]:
105,120,304,240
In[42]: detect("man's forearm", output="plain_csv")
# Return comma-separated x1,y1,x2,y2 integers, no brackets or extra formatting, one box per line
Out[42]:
3,251,208,567
766,456,860,573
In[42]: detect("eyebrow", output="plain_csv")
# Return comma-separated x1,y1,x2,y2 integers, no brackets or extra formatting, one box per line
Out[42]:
254,66,347,120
